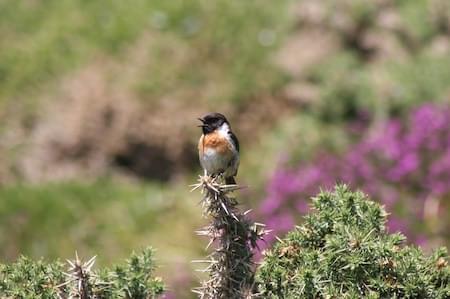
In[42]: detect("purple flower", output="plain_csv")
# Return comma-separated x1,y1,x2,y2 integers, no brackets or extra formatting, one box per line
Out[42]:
387,153,419,181
262,212,295,246
260,103,450,247
387,217,410,235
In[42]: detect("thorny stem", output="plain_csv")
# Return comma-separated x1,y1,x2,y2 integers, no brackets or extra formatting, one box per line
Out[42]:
58,252,96,299
192,176,266,299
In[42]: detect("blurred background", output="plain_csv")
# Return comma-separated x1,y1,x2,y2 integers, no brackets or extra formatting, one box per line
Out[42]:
1,0,450,298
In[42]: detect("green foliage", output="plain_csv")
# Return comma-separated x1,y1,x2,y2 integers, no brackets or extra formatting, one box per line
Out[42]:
0,247,164,298
385,54,450,110
311,52,374,122
308,50,450,123
0,256,66,298
114,249,164,299
257,185,450,298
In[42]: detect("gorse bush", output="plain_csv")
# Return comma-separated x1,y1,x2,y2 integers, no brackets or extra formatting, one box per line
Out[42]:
257,185,450,298
0,256,66,298
0,247,164,298
192,177,265,298
1,185,449,298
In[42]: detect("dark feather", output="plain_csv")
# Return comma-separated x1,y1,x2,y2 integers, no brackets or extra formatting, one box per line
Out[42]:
225,176,236,185
229,131,240,152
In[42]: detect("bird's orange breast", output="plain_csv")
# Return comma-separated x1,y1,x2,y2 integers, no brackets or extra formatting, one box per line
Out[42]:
198,131,230,155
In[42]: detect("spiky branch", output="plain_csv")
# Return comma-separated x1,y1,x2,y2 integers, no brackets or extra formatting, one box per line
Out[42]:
60,252,96,299
192,176,266,299
0,248,164,298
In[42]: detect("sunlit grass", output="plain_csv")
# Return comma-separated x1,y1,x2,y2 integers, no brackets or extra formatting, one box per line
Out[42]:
0,178,203,266
0,0,290,115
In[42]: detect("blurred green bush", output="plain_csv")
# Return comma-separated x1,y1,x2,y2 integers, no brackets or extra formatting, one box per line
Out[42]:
0,0,288,114
0,179,202,264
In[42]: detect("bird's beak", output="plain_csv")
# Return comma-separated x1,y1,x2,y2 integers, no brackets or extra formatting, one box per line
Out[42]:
197,118,205,127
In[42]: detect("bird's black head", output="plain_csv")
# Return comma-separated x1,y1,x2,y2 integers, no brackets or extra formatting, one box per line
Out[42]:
198,112,229,134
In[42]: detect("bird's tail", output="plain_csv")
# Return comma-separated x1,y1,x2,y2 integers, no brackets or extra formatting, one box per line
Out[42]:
225,176,236,185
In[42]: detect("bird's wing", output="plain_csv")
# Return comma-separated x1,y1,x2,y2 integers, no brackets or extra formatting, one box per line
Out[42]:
228,131,239,152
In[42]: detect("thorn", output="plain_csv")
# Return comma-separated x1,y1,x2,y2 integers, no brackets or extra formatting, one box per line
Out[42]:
205,239,214,250
243,209,252,215
275,236,284,243
66,259,75,268
190,173,266,297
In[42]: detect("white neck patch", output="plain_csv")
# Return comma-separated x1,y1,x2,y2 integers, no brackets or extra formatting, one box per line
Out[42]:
217,122,238,153
217,122,230,137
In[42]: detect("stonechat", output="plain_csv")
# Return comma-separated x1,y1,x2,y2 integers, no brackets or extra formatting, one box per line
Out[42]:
198,112,240,185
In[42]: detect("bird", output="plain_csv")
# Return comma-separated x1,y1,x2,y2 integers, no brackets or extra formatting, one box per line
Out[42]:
197,112,240,185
